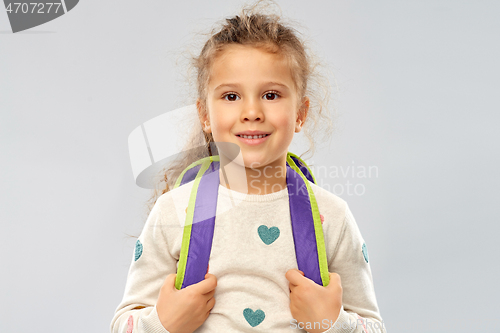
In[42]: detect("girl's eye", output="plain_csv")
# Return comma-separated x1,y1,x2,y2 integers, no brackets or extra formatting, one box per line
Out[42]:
223,93,240,102
263,92,280,101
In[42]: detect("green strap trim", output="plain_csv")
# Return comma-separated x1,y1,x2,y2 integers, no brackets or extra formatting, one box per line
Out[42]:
287,151,317,184
174,155,220,189
174,158,213,290
286,153,330,287
172,153,328,288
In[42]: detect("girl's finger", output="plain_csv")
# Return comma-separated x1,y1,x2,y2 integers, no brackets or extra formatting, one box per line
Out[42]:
285,269,303,286
204,289,216,299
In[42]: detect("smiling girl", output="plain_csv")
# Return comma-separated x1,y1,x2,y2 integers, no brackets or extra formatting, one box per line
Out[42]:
199,43,309,195
111,2,386,333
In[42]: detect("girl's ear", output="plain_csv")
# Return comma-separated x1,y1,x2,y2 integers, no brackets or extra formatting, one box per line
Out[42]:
295,96,310,133
197,99,211,133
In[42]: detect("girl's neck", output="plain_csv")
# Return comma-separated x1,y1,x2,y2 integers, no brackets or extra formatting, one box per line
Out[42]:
218,153,287,195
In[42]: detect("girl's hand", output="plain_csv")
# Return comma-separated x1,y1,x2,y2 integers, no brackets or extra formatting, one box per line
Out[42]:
156,273,217,333
285,269,342,333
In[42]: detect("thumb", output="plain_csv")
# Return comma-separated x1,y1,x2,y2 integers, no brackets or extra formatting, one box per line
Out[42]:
286,269,305,285
326,272,341,288
164,273,177,290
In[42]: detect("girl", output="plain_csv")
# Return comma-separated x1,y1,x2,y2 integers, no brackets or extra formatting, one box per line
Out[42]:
111,3,386,333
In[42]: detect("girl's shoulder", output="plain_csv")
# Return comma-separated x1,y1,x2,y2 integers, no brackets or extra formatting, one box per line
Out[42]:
308,181,349,227
151,180,197,227
309,181,348,212
156,179,195,205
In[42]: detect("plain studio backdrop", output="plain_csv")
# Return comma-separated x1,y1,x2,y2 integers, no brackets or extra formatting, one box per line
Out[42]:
1,0,499,332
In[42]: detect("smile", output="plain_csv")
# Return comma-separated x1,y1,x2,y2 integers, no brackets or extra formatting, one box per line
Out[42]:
235,133,270,145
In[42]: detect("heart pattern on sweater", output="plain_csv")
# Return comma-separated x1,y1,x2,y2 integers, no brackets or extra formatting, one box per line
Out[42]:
134,240,143,261
258,225,280,245
362,243,369,263
126,315,134,333
243,308,265,327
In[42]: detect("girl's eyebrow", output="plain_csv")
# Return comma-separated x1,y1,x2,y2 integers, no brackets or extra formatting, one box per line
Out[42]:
214,83,241,91
266,82,290,90
213,82,290,92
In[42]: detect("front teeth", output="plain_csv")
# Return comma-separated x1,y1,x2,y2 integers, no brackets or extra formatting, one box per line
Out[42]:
239,134,268,139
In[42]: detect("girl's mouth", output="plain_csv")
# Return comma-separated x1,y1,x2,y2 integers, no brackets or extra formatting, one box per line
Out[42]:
235,133,270,145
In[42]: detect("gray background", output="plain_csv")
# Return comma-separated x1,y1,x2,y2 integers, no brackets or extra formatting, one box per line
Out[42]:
1,0,499,332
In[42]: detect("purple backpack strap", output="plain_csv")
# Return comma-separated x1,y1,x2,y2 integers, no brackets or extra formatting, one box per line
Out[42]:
175,159,220,289
174,153,329,289
286,164,324,286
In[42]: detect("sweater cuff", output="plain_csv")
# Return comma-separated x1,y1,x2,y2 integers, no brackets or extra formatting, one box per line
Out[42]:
137,305,171,333
321,306,355,333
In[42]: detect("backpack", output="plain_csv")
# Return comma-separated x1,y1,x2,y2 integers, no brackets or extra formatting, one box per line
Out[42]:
172,151,330,290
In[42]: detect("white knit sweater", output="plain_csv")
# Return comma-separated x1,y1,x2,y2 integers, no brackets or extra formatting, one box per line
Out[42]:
110,180,386,333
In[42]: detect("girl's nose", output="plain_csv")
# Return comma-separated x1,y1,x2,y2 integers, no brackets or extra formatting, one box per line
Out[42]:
240,99,264,122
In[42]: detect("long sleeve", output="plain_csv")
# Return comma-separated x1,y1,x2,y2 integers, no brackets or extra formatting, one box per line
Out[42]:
110,195,179,333
321,204,387,333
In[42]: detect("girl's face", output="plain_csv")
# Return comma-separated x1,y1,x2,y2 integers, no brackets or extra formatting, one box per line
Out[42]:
199,44,308,169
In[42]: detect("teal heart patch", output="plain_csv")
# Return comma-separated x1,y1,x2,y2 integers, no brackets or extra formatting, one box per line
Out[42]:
243,308,265,327
362,242,369,263
134,240,143,261
258,225,280,245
